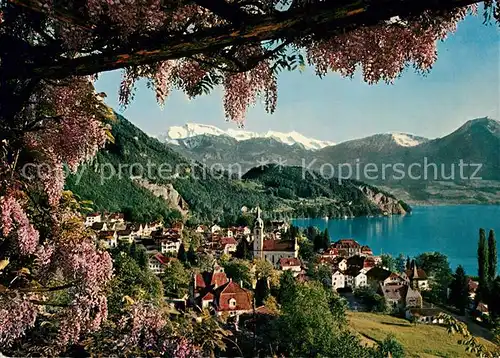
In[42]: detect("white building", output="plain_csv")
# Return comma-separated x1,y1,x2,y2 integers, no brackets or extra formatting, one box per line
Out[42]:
332,270,346,291
160,238,181,255
85,213,102,227
345,268,367,289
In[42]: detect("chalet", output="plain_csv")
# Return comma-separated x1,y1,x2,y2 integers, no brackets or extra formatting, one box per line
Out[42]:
322,246,339,257
332,239,362,257
85,212,102,227
98,230,117,248
116,229,133,244
366,267,405,288
220,237,238,254
332,270,346,291
279,257,302,276
344,267,367,289
406,308,444,324
380,283,406,309
405,286,423,308
148,253,174,275
404,262,429,291
213,280,253,317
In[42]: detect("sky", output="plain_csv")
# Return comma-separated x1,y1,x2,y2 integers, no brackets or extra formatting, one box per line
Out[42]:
95,14,499,143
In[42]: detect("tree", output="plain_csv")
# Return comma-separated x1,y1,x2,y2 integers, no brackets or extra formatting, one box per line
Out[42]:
222,259,252,288
187,244,198,266
416,252,453,303
177,243,188,264
489,277,500,319
255,277,270,306
298,236,315,261
278,270,297,305
396,253,406,273
235,238,252,260
449,265,469,315
374,335,405,358
478,228,489,301
322,228,330,251
381,254,396,272
488,229,497,282
161,259,191,298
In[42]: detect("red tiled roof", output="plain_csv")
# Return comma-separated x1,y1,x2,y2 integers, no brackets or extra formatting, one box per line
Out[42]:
361,245,372,253
195,273,206,289
221,237,237,246
405,268,428,280
88,212,101,217
211,272,228,287
334,239,361,248
217,281,253,311
202,292,214,301
152,253,172,266
279,257,301,268
467,278,479,292
262,239,295,251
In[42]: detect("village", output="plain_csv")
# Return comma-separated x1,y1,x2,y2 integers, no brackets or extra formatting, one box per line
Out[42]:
85,208,484,327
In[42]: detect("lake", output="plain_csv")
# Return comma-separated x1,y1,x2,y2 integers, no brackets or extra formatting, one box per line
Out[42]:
293,205,500,275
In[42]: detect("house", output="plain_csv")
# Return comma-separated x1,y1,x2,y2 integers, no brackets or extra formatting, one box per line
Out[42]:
406,308,444,324
116,229,133,244
192,263,229,301
363,257,377,270
157,237,182,255
322,246,339,257
380,283,406,310
91,222,108,231
98,230,118,248
404,262,429,291
108,213,125,223
405,285,423,308
85,212,102,227
279,257,302,276
467,278,479,300
196,225,208,234
332,270,346,291
213,280,253,317
211,224,221,233
335,257,348,271
269,220,289,233
148,253,174,275
361,245,373,256
332,239,362,257
220,237,238,254
344,267,367,289
252,207,299,268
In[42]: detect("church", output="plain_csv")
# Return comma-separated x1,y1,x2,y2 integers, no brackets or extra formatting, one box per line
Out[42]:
252,207,299,268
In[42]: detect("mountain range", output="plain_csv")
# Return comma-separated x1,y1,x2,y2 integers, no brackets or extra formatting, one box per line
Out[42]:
161,117,500,205
66,114,409,225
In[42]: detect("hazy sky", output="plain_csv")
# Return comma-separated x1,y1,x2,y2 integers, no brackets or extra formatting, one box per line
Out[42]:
95,14,499,143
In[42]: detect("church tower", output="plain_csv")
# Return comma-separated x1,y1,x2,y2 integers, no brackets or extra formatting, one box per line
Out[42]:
253,206,264,259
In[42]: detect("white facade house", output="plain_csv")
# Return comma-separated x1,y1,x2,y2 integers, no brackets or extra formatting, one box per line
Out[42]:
85,213,102,227
337,258,348,272
160,238,181,254
211,224,221,233
332,270,346,291
345,269,368,289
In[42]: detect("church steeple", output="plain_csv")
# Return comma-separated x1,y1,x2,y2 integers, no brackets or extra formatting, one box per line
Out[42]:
253,206,264,259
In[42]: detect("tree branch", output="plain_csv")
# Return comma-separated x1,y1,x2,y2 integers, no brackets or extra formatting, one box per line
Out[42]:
9,0,482,80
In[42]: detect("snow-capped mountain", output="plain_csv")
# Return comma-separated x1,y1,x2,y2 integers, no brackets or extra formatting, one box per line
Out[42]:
390,132,427,147
157,123,335,150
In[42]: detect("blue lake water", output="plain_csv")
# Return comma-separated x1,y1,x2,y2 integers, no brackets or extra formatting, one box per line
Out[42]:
293,205,500,275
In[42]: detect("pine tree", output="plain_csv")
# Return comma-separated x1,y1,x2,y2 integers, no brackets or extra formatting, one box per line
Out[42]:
177,243,188,264
406,256,411,271
322,229,330,250
236,238,251,260
449,265,469,315
187,244,197,266
255,277,270,306
478,228,489,302
488,229,497,282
